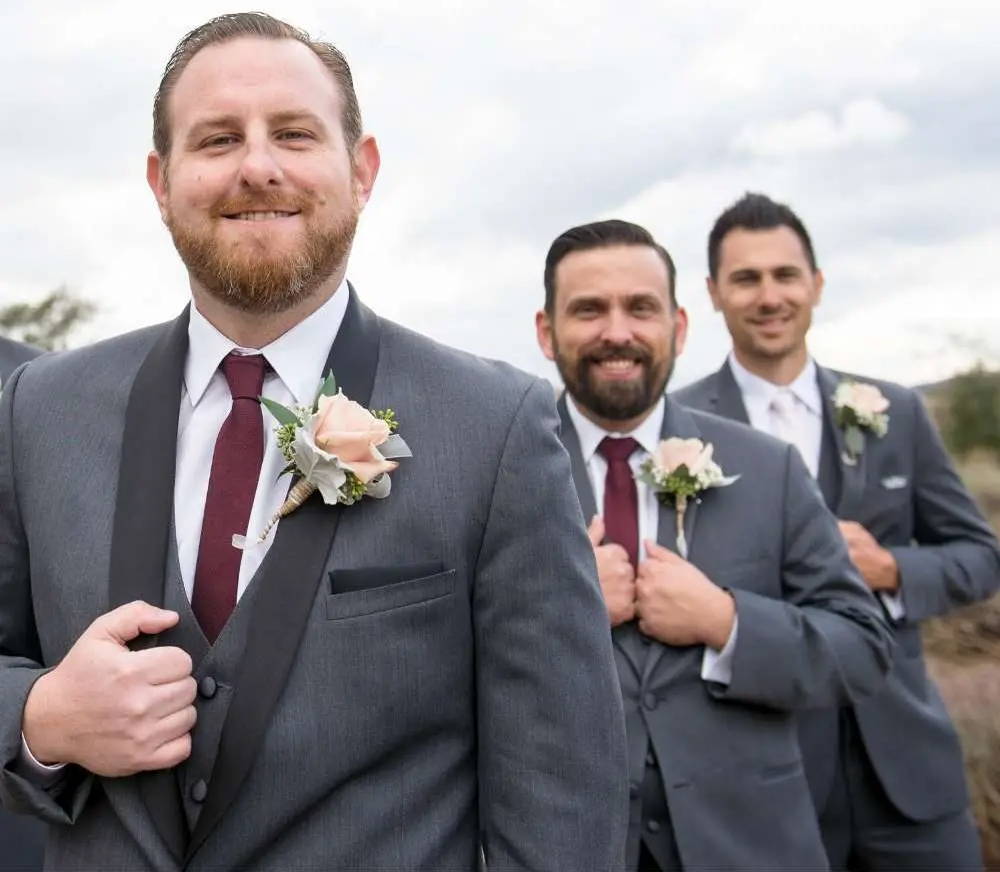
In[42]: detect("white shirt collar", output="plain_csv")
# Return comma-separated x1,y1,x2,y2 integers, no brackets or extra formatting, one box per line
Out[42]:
728,352,822,417
565,393,665,461
185,280,350,407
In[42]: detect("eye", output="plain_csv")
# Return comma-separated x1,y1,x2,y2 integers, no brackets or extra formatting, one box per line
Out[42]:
201,134,239,149
276,129,314,142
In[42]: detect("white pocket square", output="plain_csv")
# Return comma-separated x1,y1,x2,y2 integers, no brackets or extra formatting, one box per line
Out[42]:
881,475,908,490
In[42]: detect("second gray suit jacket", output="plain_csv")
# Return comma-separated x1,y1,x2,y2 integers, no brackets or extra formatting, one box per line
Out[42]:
559,394,892,871
0,292,629,871
674,360,1000,821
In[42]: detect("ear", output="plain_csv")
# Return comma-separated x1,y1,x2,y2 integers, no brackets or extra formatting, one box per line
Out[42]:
706,275,722,312
351,134,380,209
535,309,556,362
146,151,169,224
672,306,689,358
812,269,825,308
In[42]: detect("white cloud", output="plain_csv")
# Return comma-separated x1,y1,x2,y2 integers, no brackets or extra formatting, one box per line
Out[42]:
732,99,911,158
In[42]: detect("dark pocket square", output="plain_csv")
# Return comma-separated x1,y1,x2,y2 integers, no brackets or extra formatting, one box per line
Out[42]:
329,562,444,594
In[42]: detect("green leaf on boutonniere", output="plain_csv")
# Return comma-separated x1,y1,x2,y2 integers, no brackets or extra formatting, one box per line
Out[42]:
260,396,301,427
316,371,338,402
844,424,865,461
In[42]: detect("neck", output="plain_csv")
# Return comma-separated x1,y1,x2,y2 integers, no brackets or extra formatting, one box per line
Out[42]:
732,344,809,387
570,395,659,434
191,271,345,349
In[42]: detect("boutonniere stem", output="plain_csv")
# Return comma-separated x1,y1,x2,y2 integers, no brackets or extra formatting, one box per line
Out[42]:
637,438,738,558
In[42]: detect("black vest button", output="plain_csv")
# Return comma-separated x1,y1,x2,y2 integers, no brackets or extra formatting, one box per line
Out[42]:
646,751,657,767
199,676,218,699
190,779,208,803
645,819,661,834
643,692,658,711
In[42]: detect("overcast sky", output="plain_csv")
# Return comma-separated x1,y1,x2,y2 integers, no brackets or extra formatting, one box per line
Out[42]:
2,0,998,387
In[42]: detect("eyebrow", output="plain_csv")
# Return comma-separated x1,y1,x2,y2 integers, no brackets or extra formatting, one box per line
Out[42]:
183,110,329,146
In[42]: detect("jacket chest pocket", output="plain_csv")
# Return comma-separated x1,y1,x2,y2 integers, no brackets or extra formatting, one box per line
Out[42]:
325,566,456,620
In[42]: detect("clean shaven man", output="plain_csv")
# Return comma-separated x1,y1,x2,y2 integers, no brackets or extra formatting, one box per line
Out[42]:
536,218,893,871
0,14,628,870
674,192,1000,871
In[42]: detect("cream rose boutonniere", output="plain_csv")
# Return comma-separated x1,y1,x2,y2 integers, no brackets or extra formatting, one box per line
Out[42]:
636,438,738,558
235,373,411,547
832,380,889,465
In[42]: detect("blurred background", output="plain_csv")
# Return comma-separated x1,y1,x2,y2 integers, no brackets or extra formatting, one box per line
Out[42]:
3,0,1000,862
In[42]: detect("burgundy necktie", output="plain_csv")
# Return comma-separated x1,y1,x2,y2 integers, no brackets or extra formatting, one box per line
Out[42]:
598,436,640,568
191,352,267,643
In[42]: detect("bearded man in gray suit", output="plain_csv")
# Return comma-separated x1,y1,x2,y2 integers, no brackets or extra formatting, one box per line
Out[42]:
674,192,1000,870
0,336,45,872
535,219,893,871
0,13,628,871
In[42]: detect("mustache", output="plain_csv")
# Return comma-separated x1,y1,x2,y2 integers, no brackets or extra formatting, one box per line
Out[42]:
212,191,310,217
583,343,651,364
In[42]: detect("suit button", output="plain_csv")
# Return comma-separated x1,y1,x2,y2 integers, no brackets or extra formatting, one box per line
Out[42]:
198,676,218,699
190,779,208,803
629,780,640,798
643,692,658,711
645,819,661,834
646,751,657,768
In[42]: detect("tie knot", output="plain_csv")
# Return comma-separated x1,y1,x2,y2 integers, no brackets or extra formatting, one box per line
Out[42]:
598,436,640,464
222,352,268,400
769,389,797,416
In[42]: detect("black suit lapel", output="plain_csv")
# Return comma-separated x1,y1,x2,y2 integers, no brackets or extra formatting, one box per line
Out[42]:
107,309,190,864
710,361,751,424
816,366,867,518
187,287,381,860
643,399,702,684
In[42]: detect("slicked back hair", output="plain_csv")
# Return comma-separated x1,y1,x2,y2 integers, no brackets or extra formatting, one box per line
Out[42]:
544,219,677,314
152,12,362,160
708,192,818,278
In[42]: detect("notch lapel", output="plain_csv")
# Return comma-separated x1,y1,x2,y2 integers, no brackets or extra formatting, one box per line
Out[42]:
107,308,190,864
816,366,867,518
709,361,751,424
556,395,647,677
642,399,702,684
187,287,382,860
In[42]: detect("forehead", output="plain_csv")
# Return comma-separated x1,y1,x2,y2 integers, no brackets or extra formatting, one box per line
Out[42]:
717,226,812,273
554,244,671,302
168,36,342,129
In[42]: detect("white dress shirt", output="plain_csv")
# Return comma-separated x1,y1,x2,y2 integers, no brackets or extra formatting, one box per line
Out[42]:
565,396,738,683
21,282,350,777
728,353,904,620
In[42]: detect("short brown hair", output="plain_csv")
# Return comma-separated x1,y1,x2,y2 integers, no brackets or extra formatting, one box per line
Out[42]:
152,12,362,159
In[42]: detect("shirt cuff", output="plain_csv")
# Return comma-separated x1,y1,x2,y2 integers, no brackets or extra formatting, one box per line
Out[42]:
701,615,739,685
15,733,67,787
880,591,906,622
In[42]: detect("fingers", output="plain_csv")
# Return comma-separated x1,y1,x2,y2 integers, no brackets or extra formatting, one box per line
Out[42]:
643,539,677,561
94,601,180,645
145,677,198,720
145,732,193,772
587,515,605,547
129,646,194,685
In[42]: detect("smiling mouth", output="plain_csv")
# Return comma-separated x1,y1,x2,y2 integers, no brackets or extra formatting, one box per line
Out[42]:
222,210,301,222
590,356,644,378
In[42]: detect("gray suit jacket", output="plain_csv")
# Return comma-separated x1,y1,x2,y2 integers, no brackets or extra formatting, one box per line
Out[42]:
0,291,629,871
558,394,892,871
0,337,44,872
674,360,1000,821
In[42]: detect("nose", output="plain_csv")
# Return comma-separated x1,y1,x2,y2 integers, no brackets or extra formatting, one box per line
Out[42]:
600,306,634,344
757,277,782,309
237,136,284,189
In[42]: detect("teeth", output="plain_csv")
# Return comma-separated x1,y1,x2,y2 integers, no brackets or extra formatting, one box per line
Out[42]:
599,359,637,371
232,211,295,221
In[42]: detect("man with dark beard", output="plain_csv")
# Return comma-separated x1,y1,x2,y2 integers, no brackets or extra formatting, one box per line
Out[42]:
0,14,628,871
536,219,893,872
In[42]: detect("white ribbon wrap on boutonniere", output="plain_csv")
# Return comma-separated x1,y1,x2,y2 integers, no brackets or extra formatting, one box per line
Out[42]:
636,438,739,558
234,372,411,548
832,380,889,465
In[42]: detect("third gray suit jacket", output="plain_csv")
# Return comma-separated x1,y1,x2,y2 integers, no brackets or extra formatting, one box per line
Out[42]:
0,337,41,382
559,394,892,871
0,291,628,871
674,360,1000,821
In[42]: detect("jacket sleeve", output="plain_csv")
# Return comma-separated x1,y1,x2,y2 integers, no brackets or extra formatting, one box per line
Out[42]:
474,378,628,872
0,364,93,823
889,391,1000,622
710,445,894,710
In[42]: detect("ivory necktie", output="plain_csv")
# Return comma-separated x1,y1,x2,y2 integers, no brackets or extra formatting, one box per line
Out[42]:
768,389,816,477
191,352,267,643
598,436,640,568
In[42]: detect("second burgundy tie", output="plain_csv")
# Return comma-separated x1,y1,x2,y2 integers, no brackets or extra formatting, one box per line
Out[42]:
191,352,267,643
598,436,640,569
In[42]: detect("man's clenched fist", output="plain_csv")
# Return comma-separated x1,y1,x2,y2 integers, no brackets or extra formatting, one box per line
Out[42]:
587,515,637,627
22,600,197,777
